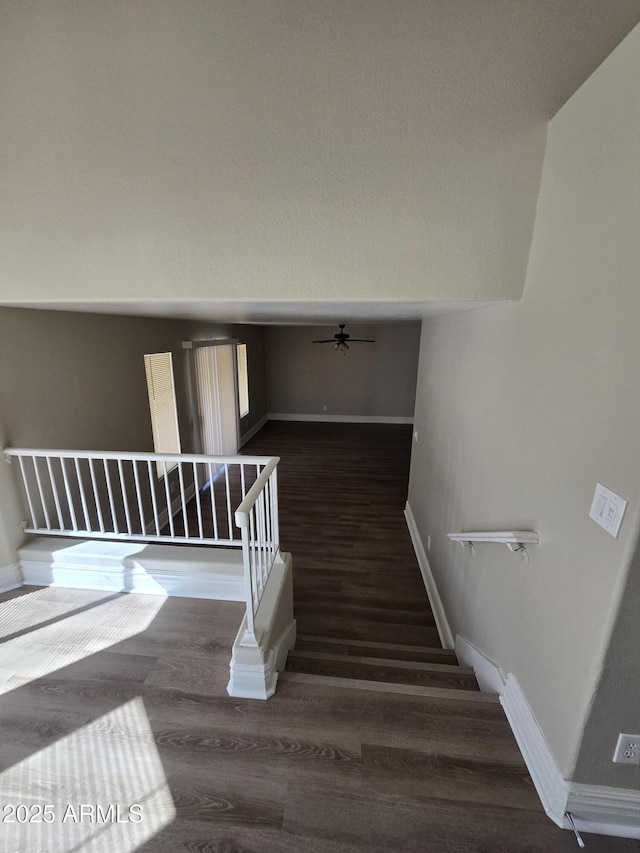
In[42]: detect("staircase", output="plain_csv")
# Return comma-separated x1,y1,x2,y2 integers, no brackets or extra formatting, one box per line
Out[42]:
281,634,496,703
241,421,497,706
225,424,571,849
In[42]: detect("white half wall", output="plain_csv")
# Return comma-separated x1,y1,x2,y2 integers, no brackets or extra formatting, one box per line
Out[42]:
18,537,245,601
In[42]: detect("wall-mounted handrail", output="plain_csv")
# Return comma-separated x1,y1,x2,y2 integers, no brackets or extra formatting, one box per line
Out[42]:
448,531,539,549
448,530,539,564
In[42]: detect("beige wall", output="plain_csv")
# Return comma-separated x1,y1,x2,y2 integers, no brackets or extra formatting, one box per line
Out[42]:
0,1,547,308
266,325,420,418
0,309,193,453
0,308,268,565
408,25,640,786
574,538,640,788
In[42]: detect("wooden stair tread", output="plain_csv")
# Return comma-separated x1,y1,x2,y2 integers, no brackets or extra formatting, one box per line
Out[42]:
294,600,437,626
294,589,434,611
296,634,458,664
279,671,498,702
285,656,479,691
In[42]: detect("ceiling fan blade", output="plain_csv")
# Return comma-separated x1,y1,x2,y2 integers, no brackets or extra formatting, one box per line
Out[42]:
312,324,374,348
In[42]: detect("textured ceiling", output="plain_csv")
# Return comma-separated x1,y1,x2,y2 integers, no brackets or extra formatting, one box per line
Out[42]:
2,1,640,325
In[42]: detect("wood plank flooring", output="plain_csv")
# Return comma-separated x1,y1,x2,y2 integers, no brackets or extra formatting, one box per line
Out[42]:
0,586,634,851
242,422,465,695
1,423,635,850
241,421,440,647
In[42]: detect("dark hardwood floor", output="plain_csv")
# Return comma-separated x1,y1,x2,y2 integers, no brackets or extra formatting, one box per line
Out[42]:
241,421,440,647
0,422,634,850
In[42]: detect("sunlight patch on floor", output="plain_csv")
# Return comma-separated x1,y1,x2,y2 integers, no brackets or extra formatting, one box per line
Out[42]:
0,586,92,641
0,697,176,851
0,588,165,695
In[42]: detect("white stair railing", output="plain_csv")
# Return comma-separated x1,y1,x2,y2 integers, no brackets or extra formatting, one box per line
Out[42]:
235,457,283,647
5,447,282,635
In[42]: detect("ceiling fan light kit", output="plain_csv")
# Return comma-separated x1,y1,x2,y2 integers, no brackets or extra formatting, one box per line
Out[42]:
313,324,375,355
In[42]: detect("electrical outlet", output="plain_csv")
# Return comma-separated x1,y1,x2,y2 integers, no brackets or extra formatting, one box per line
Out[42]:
322,405,328,412
613,733,640,764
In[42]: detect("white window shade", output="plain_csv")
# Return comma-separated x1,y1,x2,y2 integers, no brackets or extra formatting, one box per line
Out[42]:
237,343,249,419
144,352,181,475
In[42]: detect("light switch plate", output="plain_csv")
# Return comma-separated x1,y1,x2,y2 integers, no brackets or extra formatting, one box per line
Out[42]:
589,483,627,538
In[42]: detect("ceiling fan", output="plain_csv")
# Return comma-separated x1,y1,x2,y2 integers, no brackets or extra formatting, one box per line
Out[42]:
312,324,375,354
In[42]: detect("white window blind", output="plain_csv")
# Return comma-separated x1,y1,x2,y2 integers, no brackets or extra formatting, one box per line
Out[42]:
237,343,249,419
144,352,181,476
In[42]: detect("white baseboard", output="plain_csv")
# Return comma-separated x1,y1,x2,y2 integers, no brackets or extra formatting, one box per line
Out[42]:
404,502,454,649
566,783,640,839
18,537,245,601
455,634,505,694
240,414,269,447
500,675,569,826
268,413,414,425
501,674,640,840
0,563,22,594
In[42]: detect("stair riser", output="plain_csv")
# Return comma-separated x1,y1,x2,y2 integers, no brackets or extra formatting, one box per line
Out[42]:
279,671,498,703
295,640,456,664
285,659,479,691
289,650,472,674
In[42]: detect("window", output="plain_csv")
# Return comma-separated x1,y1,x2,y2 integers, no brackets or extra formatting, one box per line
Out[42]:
144,352,181,475
237,343,249,418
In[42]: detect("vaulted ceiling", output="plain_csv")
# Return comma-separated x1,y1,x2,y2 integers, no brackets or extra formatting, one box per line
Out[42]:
2,1,640,324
